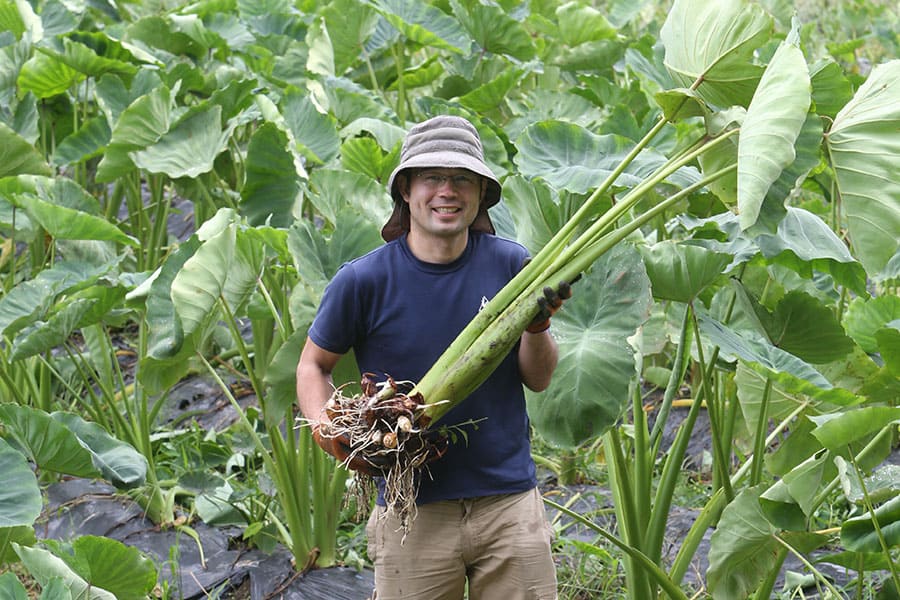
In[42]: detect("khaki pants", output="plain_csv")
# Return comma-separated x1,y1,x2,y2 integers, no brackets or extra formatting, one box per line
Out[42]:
366,487,557,600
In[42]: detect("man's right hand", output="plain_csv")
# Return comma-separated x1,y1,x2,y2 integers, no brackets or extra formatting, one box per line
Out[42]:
312,423,387,477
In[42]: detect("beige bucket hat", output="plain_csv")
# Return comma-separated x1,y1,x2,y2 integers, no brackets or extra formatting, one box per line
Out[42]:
382,115,502,242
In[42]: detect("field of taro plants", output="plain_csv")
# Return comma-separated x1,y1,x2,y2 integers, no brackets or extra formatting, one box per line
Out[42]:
1,0,899,598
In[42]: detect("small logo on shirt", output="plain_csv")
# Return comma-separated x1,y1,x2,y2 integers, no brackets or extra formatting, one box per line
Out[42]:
479,296,489,312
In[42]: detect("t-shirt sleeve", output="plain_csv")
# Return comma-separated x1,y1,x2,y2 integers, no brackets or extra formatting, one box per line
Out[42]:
307,263,362,355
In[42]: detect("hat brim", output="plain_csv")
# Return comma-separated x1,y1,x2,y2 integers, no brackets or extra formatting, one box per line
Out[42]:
387,151,502,208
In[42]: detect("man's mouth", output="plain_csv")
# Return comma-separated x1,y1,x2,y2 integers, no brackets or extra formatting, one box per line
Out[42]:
433,207,460,214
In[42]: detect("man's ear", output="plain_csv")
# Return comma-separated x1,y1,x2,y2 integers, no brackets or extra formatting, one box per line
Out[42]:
398,173,411,202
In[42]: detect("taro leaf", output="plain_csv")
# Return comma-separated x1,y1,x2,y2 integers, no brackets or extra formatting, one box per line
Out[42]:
130,104,233,179
309,169,392,231
660,0,771,109
0,526,36,565
764,415,826,478
697,311,859,405
282,91,340,165
760,450,829,530
0,122,51,177
809,407,900,451
95,84,176,183
0,259,113,338
655,87,708,122
143,236,200,360
240,121,302,228
843,295,900,354
761,291,854,363
306,17,335,77
365,0,471,54
809,58,853,120
323,76,396,124
527,243,651,448
341,117,407,152
50,413,147,489
458,68,522,113
53,116,111,166
322,0,379,75
126,16,208,60
17,51,82,99
222,228,265,317
0,438,41,528
841,495,900,553
502,175,564,256
827,60,900,282
638,241,732,303
54,35,139,78
9,297,97,361
0,404,99,479
515,120,700,194
171,211,237,340
449,0,535,61
555,1,617,46
14,542,118,600
876,321,900,376
737,34,811,231
754,207,868,297
707,486,780,599
63,536,157,600
0,569,31,598
14,193,137,246
340,136,393,182
39,578,73,600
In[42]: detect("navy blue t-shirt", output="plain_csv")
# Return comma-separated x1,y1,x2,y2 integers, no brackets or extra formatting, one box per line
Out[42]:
307,231,538,504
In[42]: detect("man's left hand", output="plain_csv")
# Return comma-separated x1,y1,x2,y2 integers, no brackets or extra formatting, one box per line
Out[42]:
526,281,574,333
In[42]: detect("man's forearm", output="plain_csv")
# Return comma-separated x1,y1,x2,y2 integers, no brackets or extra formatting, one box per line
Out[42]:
518,329,558,392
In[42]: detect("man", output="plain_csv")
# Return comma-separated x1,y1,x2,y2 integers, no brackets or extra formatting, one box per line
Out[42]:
296,115,568,600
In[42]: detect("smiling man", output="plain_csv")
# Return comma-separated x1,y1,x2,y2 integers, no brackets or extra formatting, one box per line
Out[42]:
296,115,567,600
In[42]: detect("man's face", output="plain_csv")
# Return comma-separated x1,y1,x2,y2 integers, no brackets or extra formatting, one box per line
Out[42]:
400,168,484,241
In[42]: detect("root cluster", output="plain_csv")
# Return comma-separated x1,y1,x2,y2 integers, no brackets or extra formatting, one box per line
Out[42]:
317,373,447,535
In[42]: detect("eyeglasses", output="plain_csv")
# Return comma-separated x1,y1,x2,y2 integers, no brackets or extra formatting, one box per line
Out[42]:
414,171,480,191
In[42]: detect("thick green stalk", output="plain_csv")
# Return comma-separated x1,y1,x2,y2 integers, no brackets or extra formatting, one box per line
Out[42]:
419,163,737,424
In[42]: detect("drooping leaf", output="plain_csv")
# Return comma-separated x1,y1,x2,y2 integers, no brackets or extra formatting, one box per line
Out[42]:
130,104,233,179
638,241,732,303
760,291,854,363
841,495,900,553
458,68,522,113
515,120,700,194
0,526,36,565
9,297,97,361
0,405,100,479
50,413,147,489
737,35,811,230
240,121,302,228
65,536,157,600
53,115,112,166
809,58,853,119
809,407,900,451
502,175,564,256
555,1,617,47
13,193,138,246
365,0,471,54
707,486,780,599
842,295,900,354
282,90,340,165
760,450,829,530
660,0,772,108
308,169,392,230
527,243,651,448
0,122,51,177
143,237,201,359
17,51,82,99
754,207,868,297
450,0,535,61
14,542,117,600
0,571,29,600
0,438,41,528
827,60,900,282
322,0,379,75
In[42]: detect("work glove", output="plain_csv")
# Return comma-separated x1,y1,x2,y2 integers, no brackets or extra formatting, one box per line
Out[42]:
312,423,389,477
526,280,575,333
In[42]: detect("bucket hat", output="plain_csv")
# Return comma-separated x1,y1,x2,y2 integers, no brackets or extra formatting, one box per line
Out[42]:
382,115,502,242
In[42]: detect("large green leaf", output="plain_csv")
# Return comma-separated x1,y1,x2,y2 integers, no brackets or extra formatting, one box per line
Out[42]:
9,297,97,361
240,121,302,228
0,405,99,478
737,35,811,230
760,450,829,530
51,35,140,79
809,407,900,451
501,175,565,256
13,193,137,246
843,292,900,355
322,0,379,75
17,51,82,99
52,115,111,166
130,104,233,179
50,413,147,489
450,0,535,61
0,438,41,528
759,291,854,363
14,543,116,600
95,83,177,183
0,570,30,599
515,120,700,194
527,243,651,448
44,536,157,600
282,90,340,165
308,169,392,230
171,210,237,340
660,0,771,108
0,122,51,177
365,0,471,54
755,207,868,297
827,60,900,282
841,495,900,553
707,486,780,599
638,241,732,303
